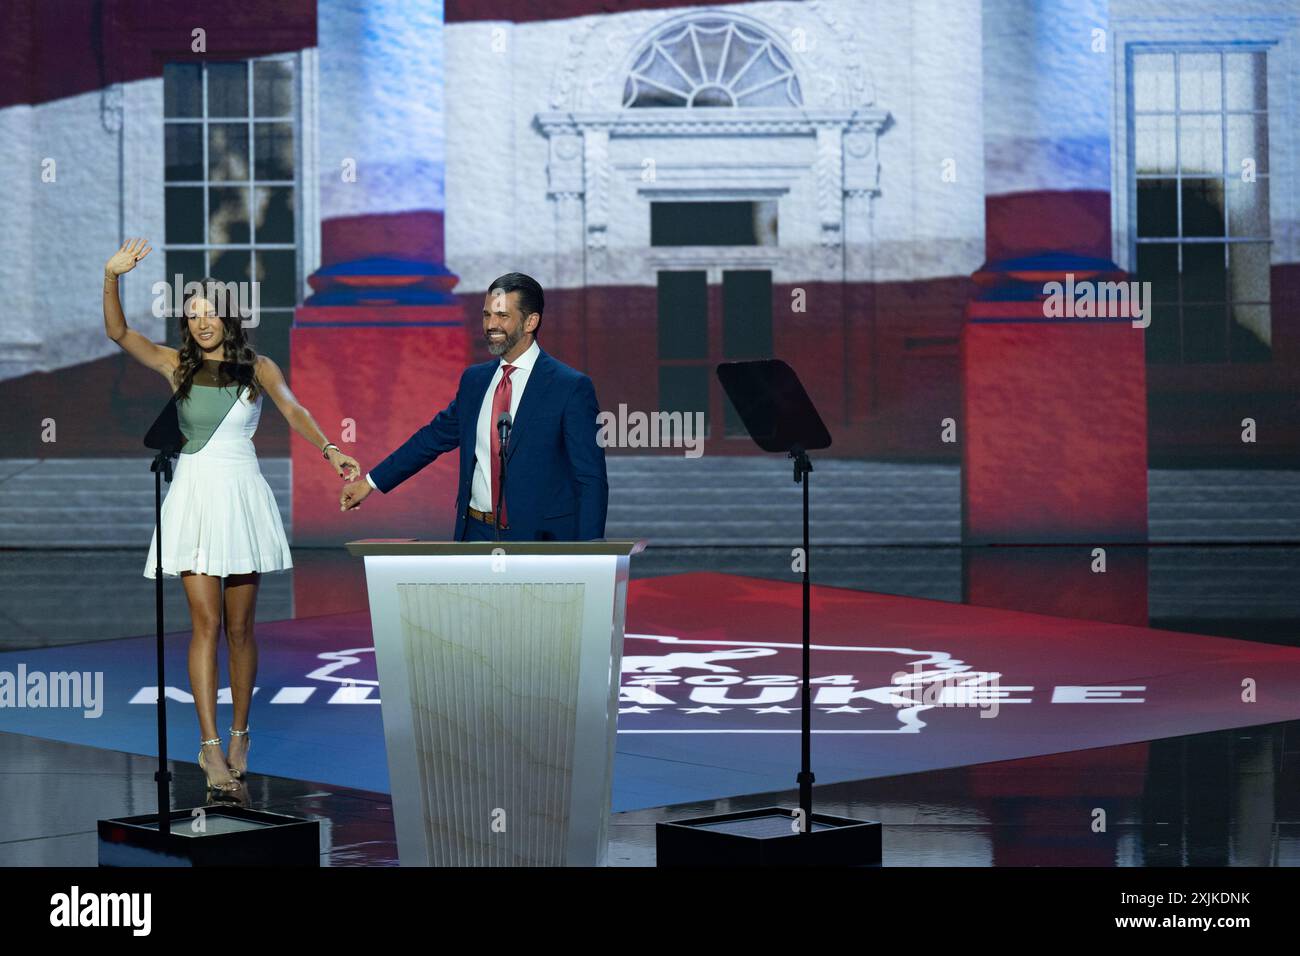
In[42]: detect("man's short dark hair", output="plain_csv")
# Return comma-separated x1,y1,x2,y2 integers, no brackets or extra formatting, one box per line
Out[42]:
488,273,544,334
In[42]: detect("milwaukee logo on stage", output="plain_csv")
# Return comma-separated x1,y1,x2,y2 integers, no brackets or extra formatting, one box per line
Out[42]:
615,635,1146,732
126,639,1146,734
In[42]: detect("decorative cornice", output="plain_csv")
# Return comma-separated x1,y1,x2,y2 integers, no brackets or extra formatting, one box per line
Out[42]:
536,107,890,139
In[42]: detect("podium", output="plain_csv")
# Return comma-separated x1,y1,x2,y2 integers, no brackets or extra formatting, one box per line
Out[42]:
346,539,644,866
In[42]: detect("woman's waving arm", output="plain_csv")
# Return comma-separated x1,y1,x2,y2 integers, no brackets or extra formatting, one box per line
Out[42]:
104,238,176,379
256,354,361,481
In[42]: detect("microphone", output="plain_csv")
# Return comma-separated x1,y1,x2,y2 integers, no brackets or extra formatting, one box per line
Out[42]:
496,411,512,449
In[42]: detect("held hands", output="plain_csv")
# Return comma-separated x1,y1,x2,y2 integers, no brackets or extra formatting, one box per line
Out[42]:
326,447,361,482
330,446,368,511
106,238,152,277
340,477,373,512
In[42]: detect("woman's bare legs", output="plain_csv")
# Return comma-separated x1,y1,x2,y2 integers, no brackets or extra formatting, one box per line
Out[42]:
181,570,238,789
223,571,261,776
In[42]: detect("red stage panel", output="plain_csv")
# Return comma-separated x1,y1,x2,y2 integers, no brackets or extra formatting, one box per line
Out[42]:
289,305,468,547
963,322,1148,544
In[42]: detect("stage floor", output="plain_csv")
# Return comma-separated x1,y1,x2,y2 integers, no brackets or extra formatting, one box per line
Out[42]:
2,572,1300,814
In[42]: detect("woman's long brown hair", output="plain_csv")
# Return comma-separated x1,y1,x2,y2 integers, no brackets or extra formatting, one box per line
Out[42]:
171,278,262,403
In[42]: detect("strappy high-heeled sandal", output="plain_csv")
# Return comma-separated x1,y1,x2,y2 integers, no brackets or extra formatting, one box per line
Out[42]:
227,726,251,779
198,737,241,792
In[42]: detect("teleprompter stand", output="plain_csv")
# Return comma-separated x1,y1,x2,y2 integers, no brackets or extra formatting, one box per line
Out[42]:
655,359,881,866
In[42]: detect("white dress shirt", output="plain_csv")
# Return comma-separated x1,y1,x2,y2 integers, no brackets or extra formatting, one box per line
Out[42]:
365,339,539,516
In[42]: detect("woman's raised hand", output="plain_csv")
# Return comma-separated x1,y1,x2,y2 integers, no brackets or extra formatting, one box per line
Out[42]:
106,238,152,277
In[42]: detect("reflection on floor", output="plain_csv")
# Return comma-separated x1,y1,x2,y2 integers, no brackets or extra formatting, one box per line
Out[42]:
3,544,1300,650
2,720,1294,866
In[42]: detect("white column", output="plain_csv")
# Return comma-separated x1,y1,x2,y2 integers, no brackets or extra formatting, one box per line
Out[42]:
317,0,445,228
983,0,1111,198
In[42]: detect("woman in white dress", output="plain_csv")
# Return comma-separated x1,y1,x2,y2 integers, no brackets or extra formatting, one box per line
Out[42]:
103,238,363,794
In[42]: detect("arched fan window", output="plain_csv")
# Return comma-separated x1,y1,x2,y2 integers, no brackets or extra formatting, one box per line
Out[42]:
623,18,803,109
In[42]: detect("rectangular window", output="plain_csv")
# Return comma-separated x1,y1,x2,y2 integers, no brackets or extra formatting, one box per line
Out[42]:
722,269,773,360
722,270,773,436
656,270,710,436
1131,48,1271,364
163,55,301,374
657,270,708,360
650,200,778,247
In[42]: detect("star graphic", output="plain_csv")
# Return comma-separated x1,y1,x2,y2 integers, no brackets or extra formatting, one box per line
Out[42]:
821,705,869,714
618,706,661,714
751,705,798,714
680,705,731,714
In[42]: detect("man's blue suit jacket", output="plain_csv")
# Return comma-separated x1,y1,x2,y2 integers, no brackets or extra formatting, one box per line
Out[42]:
367,347,609,541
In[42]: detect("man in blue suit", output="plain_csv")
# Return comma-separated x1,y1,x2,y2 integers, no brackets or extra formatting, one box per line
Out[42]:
339,273,608,541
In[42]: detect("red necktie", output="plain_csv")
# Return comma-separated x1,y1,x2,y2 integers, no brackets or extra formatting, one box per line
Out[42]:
490,364,516,526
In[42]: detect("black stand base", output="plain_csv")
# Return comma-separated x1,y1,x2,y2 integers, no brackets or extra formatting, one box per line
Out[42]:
656,807,882,866
98,807,319,867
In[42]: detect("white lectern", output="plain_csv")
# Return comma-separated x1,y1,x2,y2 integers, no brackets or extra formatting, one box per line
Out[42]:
346,539,644,866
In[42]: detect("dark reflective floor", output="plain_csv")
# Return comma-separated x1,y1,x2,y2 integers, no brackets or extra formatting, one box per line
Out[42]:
2,716,1295,866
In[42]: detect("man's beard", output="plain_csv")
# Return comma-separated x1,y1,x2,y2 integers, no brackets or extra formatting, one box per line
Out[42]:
485,325,524,356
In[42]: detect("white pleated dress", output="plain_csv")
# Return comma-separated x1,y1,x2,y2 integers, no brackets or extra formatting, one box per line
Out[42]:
143,378,293,579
